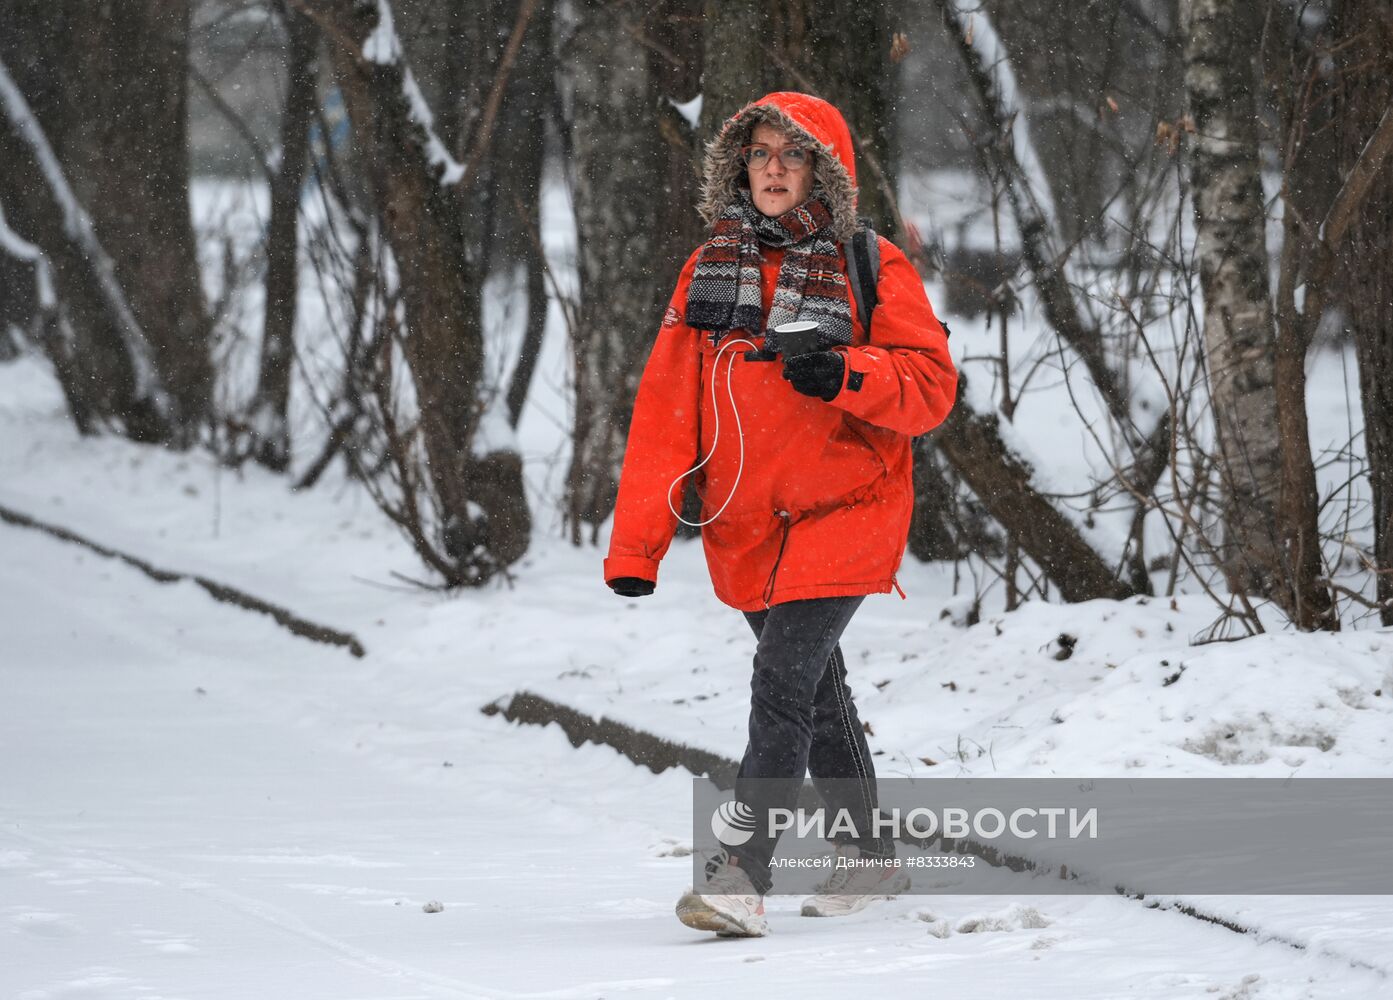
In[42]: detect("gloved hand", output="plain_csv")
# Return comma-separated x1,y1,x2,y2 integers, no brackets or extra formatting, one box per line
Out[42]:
782,350,844,402
608,576,655,598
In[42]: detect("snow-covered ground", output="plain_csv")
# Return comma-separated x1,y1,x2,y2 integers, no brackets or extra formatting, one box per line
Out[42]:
3,170,1391,996
4,343,1393,997
1,426,1388,1000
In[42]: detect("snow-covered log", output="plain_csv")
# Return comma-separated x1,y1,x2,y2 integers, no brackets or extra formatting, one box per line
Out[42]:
933,376,1137,603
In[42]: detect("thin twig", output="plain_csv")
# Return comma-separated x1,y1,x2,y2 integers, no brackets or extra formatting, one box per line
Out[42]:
458,0,541,189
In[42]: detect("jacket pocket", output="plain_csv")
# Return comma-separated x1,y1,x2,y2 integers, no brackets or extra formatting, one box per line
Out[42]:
773,411,888,518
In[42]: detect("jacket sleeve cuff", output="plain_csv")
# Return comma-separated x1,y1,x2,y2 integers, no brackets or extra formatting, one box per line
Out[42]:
603,554,660,585
835,347,867,397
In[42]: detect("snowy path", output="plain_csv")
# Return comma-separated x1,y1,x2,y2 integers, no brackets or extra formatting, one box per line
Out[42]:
2,522,1387,999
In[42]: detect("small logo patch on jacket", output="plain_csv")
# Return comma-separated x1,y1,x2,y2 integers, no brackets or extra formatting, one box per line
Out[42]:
662,306,682,328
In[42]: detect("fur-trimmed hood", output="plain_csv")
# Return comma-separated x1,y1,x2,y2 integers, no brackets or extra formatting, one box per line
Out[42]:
698,92,860,243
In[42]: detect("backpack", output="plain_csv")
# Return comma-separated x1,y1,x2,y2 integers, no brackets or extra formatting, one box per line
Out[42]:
843,224,951,340
842,224,880,332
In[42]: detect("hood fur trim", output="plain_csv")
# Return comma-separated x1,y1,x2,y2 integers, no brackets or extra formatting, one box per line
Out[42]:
698,103,859,243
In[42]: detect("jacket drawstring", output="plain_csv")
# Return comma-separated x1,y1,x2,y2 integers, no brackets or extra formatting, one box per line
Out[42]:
762,510,792,608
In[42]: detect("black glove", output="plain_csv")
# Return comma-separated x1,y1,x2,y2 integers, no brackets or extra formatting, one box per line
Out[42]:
782,350,844,402
608,576,655,598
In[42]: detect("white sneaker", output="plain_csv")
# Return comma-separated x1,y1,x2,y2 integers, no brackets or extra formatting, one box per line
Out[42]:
675,854,769,937
801,845,911,917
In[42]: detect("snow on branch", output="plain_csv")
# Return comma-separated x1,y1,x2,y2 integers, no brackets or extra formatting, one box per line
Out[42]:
360,0,402,63
0,55,173,423
942,0,1061,238
938,0,1146,439
0,203,56,311
358,0,465,186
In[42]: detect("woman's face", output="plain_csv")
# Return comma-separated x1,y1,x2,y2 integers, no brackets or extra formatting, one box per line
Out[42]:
746,123,814,218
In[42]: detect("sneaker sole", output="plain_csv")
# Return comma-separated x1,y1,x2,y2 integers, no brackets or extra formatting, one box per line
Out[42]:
676,893,769,937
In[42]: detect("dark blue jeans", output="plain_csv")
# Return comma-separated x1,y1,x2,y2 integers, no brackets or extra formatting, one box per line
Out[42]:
727,595,892,894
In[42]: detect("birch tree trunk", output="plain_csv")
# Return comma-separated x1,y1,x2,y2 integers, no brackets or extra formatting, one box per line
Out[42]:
565,0,663,540
1181,0,1286,599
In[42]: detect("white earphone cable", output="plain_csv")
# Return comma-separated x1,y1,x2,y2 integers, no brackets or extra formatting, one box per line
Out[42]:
667,337,758,528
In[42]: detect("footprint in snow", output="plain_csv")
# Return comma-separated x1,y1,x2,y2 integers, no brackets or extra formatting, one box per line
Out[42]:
9,910,81,938
914,903,1052,937
956,903,1052,933
1211,973,1262,999
651,838,692,857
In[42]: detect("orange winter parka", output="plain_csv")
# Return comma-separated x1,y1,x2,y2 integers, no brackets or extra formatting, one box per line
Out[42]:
603,92,958,612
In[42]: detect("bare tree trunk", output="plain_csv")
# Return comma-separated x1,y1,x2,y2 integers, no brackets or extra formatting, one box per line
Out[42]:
246,0,320,472
0,0,205,443
0,200,80,424
66,0,210,435
0,10,154,434
699,0,777,138
414,0,553,429
649,0,705,280
565,0,664,540
1181,0,1286,600
1267,11,1339,632
908,438,968,561
799,0,898,235
0,54,177,438
1333,0,1393,625
293,0,531,582
700,0,897,233
487,0,553,430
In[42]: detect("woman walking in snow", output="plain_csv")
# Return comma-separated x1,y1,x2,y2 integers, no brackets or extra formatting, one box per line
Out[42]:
603,92,957,936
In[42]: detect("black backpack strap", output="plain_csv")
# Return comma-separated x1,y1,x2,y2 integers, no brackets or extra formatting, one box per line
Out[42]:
843,224,879,332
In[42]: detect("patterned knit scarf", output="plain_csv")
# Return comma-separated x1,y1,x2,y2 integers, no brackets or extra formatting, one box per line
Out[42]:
685,190,852,352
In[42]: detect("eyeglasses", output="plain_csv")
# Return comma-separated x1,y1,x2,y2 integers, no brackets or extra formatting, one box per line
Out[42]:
740,144,813,171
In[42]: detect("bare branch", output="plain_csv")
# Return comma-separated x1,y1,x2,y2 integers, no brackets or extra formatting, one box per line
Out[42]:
458,0,541,189
1316,99,1393,262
